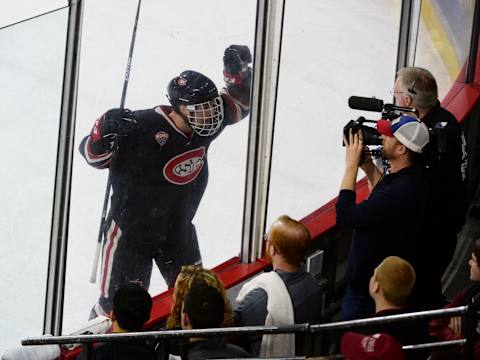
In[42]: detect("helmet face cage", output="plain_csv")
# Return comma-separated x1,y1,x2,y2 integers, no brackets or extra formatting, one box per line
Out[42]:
185,96,224,137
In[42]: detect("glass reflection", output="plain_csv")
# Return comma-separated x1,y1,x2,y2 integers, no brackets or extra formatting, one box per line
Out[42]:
0,8,67,350
268,0,402,223
64,0,255,332
414,0,476,98
0,0,67,28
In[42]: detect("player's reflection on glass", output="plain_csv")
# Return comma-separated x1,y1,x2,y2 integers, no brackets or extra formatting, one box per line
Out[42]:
80,45,253,318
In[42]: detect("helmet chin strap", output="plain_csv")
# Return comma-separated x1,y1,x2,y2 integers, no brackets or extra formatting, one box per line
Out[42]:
173,104,196,137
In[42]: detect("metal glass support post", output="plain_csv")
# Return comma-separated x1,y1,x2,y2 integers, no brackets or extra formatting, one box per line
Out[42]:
467,0,480,83
395,0,414,71
43,0,84,336
240,0,286,263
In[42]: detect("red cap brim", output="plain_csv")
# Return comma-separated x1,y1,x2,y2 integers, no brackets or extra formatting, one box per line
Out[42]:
377,119,394,137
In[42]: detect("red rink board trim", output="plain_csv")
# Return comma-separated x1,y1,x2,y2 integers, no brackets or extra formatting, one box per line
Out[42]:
60,257,269,359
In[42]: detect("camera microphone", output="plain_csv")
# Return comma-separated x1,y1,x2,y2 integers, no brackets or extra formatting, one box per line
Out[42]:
348,96,384,112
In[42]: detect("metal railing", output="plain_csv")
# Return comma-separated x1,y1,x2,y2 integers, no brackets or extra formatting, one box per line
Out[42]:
22,304,477,359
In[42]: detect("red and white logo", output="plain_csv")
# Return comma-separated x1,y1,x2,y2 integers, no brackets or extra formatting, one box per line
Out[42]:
91,118,102,142
154,131,169,146
177,77,187,86
163,147,206,185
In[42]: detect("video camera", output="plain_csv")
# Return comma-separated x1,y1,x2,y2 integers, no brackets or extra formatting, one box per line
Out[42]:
343,96,450,159
343,96,416,146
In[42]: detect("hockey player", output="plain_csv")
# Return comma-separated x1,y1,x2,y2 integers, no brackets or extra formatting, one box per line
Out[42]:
80,45,252,317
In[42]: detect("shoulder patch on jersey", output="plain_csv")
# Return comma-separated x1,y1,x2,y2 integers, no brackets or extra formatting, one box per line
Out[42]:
163,147,206,185
154,131,169,146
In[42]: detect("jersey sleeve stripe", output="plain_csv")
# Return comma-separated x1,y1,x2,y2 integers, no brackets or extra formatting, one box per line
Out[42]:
84,137,113,167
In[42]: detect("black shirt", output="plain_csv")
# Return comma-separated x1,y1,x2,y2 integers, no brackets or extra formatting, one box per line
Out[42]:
78,341,156,360
181,337,251,360
336,165,430,296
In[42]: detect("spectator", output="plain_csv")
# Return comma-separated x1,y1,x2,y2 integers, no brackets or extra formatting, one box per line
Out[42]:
336,115,431,320
180,276,250,360
78,282,155,360
429,238,480,358
164,266,234,358
364,256,430,360
234,215,323,357
341,332,405,360
393,67,468,307
167,266,234,330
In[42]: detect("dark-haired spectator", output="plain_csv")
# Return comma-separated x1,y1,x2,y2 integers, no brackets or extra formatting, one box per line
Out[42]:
234,215,323,357
167,266,234,330
78,282,155,360
363,256,430,360
180,277,250,360
337,116,431,320
429,239,480,358
341,332,405,360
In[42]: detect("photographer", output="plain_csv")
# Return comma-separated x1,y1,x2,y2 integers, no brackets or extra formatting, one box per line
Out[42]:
393,67,468,306
336,116,431,320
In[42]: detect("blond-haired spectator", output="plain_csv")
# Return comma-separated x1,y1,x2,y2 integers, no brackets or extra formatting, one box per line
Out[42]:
362,256,430,360
369,256,416,311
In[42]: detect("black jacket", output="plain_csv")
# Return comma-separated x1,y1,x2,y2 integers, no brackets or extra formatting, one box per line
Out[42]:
336,165,431,298
181,337,251,360
422,101,468,234
78,341,156,360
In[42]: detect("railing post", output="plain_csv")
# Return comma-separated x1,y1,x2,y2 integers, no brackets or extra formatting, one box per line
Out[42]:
464,301,478,360
84,342,93,360
303,324,314,357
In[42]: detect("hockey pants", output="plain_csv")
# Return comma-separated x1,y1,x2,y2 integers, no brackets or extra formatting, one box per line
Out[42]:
95,218,202,315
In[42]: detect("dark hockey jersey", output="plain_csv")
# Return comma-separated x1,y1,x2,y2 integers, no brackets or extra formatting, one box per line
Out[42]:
80,94,247,236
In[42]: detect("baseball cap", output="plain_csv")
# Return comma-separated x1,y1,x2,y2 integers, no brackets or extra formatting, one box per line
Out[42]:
341,332,405,360
376,115,429,153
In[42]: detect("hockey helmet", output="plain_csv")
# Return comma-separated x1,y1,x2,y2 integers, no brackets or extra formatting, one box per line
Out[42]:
167,70,224,137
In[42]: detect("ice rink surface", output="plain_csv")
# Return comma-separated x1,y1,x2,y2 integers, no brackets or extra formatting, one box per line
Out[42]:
2,0,456,351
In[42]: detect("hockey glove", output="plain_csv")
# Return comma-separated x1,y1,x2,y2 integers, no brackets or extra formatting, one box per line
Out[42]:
89,108,137,153
223,45,252,86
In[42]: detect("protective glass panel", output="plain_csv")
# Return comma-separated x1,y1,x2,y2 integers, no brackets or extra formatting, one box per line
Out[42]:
267,1,402,224
0,8,67,351
413,0,475,98
63,0,256,332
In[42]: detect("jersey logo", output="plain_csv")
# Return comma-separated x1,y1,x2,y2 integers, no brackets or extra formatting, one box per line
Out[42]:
163,147,206,185
91,118,102,142
154,131,169,146
177,77,187,86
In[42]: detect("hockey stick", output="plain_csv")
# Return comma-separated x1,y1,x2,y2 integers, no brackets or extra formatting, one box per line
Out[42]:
90,0,142,283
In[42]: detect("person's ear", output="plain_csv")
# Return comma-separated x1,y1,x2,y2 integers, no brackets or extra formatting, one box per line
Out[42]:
371,279,380,294
109,310,116,321
396,143,408,156
404,95,413,108
181,311,191,329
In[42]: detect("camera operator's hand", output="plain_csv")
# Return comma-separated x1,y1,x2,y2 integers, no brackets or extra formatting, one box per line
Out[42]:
360,146,375,175
340,129,364,191
360,147,383,190
343,129,364,169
